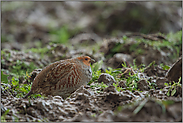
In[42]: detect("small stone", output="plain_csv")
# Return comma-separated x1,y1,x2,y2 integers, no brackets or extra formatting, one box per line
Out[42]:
53,96,64,102
104,85,117,93
133,90,143,98
118,80,127,88
107,53,133,68
58,116,65,121
58,107,68,116
137,79,149,91
75,93,85,100
156,77,169,89
98,73,116,86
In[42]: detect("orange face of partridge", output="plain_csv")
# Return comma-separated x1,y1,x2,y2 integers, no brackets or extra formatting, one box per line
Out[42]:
77,56,95,66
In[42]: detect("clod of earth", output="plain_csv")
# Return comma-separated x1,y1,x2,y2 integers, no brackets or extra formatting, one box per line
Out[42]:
166,56,182,83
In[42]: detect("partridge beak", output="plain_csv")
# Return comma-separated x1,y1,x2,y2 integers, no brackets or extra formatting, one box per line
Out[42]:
90,59,95,63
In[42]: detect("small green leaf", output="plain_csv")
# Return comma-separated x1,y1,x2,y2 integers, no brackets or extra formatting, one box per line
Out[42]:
167,90,170,96
147,61,155,68
164,83,169,86
1,70,9,83
122,61,127,68
178,77,181,83
171,88,176,96
1,109,10,122
32,94,42,98
162,65,170,70
92,60,103,72
11,77,19,86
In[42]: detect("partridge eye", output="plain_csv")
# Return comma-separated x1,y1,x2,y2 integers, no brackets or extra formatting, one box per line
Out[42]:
85,58,88,60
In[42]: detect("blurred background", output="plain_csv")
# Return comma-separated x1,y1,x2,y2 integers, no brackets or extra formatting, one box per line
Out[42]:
1,1,182,49
1,1,182,68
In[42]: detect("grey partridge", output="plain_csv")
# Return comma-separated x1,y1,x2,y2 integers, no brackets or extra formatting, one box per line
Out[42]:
23,56,94,99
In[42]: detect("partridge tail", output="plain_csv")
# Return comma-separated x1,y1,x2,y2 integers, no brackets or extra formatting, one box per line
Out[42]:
23,90,33,99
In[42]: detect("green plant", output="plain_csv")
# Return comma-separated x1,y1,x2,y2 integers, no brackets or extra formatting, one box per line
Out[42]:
1,109,10,122
1,61,43,98
1,50,11,59
109,42,124,57
30,94,44,99
110,31,181,63
133,31,182,61
1,74,42,98
10,60,37,77
129,43,140,52
88,60,103,85
99,111,103,114
164,77,182,96
90,82,108,93
1,70,9,83
49,26,70,44
125,73,140,92
147,60,156,68
121,61,127,68
166,30,182,43
138,64,146,73
91,113,96,118
113,82,123,92
131,59,138,70
105,67,121,79
25,47,53,58
159,63,170,70
148,81,157,89
10,76,29,97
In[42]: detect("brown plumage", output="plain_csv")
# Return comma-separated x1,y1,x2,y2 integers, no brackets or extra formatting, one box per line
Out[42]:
23,56,94,99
